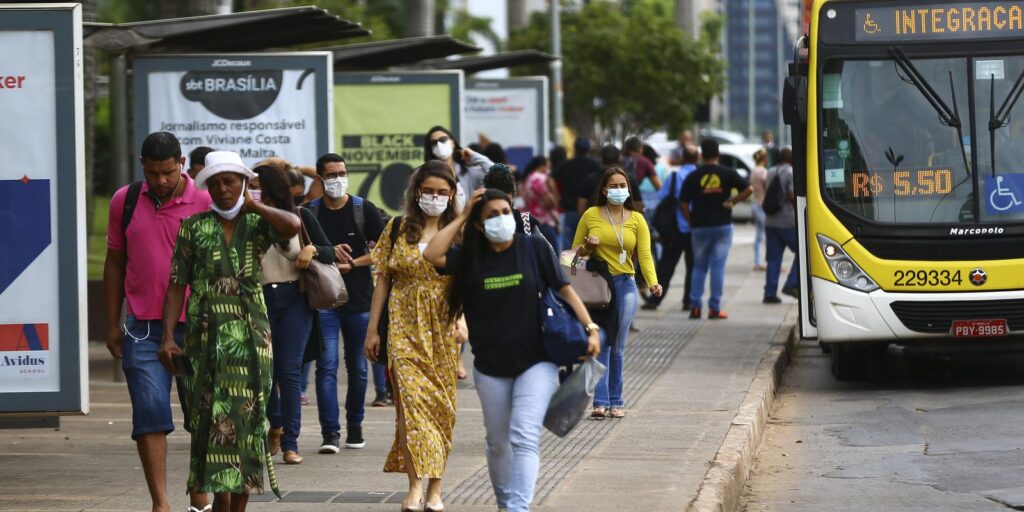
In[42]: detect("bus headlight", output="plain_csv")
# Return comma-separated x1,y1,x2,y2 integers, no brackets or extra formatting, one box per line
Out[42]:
816,234,879,292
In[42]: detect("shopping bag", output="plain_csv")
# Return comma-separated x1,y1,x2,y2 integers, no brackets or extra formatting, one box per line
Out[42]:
543,358,607,437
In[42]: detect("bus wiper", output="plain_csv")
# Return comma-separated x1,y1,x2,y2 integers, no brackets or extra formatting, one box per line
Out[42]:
987,67,1024,176
889,47,971,176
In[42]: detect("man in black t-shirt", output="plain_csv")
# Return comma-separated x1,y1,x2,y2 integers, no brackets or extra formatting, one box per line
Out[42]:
552,138,602,248
680,139,753,320
309,153,386,453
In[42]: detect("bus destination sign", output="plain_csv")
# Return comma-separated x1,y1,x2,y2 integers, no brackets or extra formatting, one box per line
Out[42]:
856,2,1024,42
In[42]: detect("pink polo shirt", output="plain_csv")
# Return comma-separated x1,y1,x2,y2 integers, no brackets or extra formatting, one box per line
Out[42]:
107,174,210,321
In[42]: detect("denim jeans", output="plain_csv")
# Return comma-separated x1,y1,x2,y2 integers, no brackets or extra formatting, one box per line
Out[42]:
649,230,692,307
304,358,383,395
689,225,734,311
765,226,800,298
317,309,370,434
263,282,313,452
560,211,580,250
474,362,559,512
751,203,766,266
121,314,186,439
593,275,639,409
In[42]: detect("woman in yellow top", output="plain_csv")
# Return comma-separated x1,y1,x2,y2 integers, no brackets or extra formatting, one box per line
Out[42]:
573,167,662,419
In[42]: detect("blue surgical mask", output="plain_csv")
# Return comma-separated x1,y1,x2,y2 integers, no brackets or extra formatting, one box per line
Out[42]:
606,188,630,205
483,213,516,243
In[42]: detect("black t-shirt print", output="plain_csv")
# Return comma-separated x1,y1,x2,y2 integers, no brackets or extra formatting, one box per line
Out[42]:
680,164,750,228
316,197,385,313
442,234,569,378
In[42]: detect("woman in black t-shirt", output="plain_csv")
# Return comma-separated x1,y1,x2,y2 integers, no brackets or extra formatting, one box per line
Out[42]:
424,188,600,512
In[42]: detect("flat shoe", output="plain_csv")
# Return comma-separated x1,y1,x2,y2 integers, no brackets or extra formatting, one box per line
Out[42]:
283,450,303,464
591,407,607,420
425,501,445,512
401,496,424,512
609,408,625,418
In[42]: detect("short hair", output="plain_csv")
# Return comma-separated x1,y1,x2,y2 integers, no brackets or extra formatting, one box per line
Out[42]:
683,145,699,164
188,146,213,169
600,144,621,166
574,137,592,155
780,145,794,164
315,153,346,176
641,144,659,163
700,139,720,159
483,142,507,164
140,132,181,162
623,136,643,153
484,163,517,196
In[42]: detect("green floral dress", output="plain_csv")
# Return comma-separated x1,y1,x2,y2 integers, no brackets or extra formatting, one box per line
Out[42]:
170,211,281,497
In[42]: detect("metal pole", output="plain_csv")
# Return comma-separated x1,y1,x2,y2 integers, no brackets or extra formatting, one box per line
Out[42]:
551,0,564,149
748,0,756,140
111,53,130,186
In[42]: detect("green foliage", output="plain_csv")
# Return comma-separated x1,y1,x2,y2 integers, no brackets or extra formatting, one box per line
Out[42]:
508,1,724,139
450,10,501,51
245,0,402,42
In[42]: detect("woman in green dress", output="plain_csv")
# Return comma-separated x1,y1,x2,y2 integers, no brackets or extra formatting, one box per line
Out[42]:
159,151,300,512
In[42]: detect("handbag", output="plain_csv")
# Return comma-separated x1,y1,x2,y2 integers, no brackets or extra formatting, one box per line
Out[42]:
559,246,612,309
297,213,348,310
543,357,607,437
525,236,592,366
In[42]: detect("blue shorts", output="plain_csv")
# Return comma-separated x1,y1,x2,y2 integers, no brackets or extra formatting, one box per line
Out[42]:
121,314,187,440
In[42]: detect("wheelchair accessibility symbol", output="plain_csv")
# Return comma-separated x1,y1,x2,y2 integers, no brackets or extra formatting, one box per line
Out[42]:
986,175,1024,214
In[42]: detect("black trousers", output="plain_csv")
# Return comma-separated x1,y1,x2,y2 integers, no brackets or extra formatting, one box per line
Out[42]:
650,231,693,307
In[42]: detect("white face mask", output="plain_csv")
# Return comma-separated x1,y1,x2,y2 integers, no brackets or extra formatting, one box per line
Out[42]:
433,140,454,160
483,213,516,243
419,194,450,217
211,182,246,220
323,177,347,199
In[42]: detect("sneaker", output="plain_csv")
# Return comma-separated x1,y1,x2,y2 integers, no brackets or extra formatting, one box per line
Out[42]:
689,307,702,319
708,309,729,320
372,390,388,407
345,426,365,449
763,296,782,304
318,432,340,454
782,287,800,299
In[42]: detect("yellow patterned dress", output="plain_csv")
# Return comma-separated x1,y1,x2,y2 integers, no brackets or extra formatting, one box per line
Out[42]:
371,218,458,479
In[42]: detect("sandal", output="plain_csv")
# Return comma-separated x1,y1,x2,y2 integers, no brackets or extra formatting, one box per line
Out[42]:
591,407,607,420
608,408,625,418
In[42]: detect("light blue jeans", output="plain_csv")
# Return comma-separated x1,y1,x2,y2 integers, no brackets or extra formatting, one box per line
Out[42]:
593,275,639,409
751,203,766,266
475,362,559,512
690,224,734,311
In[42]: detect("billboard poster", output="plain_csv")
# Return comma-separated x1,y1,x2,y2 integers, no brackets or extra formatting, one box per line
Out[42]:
465,77,549,172
334,71,463,214
0,4,86,414
133,53,333,173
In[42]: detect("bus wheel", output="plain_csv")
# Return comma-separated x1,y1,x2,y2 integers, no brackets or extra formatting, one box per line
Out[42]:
830,343,870,381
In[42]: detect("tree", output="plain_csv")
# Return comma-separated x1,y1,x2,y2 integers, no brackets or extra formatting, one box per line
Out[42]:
508,1,724,141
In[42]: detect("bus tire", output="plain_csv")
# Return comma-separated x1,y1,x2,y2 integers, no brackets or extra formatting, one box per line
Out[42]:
830,343,870,381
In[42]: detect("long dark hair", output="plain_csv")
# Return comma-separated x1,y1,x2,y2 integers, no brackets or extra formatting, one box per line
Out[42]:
423,125,462,166
254,164,295,250
447,188,513,322
402,160,460,245
592,166,640,211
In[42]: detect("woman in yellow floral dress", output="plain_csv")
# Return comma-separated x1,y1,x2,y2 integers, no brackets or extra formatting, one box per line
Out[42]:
365,160,463,512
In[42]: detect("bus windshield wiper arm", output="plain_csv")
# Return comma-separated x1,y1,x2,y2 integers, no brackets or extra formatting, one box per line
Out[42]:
888,46,971,177
987,67,1024,176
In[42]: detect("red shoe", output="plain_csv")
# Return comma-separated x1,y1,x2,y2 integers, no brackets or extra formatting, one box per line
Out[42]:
689,307,702,319
708,309,729,320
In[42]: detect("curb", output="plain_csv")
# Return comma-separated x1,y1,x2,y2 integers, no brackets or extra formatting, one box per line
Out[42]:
686,306,800,512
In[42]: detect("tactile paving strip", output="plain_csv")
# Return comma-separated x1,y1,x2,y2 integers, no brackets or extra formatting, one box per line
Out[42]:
445,311,703,506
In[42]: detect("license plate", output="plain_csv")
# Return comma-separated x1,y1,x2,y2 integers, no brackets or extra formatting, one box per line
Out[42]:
951,319,1008,337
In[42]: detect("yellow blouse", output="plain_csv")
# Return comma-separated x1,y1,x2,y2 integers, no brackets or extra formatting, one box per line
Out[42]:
572,206,658,285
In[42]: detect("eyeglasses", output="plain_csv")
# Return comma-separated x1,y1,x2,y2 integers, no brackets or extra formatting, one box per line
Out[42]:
430,136,450,145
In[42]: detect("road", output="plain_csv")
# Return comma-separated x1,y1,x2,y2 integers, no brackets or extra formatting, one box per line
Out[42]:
741,339,1024,512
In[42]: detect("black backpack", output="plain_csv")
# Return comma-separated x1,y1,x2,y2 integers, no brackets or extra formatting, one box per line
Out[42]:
762,166,787,215
652,172,682,235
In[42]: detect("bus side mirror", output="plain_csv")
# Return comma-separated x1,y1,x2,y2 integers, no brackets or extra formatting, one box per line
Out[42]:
782,75,807,125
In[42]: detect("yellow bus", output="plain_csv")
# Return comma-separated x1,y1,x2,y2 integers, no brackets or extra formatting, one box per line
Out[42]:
784,0,1024,379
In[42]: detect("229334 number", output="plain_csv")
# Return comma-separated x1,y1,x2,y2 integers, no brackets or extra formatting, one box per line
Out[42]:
893,269,962,286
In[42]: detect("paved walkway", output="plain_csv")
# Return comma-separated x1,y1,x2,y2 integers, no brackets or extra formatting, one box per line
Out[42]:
0,224,796,512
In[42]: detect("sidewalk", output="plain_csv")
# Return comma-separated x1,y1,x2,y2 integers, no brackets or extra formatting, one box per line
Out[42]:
0,223,796,512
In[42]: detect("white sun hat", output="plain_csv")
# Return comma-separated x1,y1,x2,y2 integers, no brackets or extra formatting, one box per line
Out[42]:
195,151,256,190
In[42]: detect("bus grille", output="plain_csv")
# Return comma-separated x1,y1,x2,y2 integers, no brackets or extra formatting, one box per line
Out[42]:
890,300,1024,334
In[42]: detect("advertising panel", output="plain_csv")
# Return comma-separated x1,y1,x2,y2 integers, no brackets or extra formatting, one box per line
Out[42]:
465,77,549,172
334,71,463,214
0,4,87,414
133,53,332,172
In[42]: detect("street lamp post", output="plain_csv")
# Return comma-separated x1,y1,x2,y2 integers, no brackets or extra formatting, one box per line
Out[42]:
551,0,563,150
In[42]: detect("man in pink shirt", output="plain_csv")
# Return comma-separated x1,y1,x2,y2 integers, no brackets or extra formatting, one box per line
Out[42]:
104,132,211,512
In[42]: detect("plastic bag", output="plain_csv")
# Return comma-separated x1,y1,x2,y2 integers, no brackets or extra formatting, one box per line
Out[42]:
543,358,607,437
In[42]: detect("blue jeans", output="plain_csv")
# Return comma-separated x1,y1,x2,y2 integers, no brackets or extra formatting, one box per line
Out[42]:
317,309,371,434
121,314,186,440
305,360,384,393
264,282,312,452
690,225,734,311
765,226,800,298
560,211,580,250
475,362,559,512
593,275,639,409
751,203,766,266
